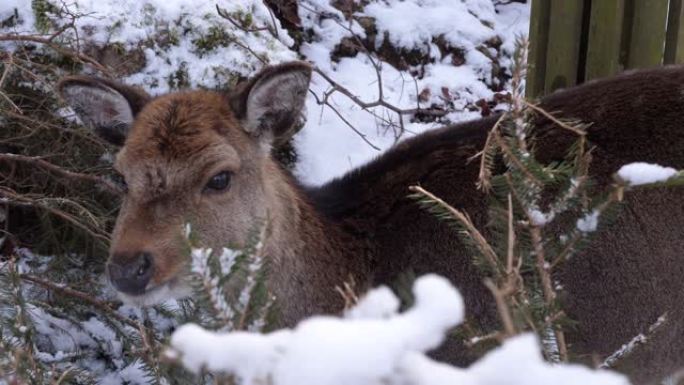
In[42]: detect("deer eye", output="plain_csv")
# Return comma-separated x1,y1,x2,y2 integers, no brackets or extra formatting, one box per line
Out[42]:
204,171,231,193
112,172,128,193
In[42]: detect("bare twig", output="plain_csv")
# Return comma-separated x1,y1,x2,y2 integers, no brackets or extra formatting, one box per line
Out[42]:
216,5,273,34
0,33,110,75
308,89,381,150
0,188,111,244
506,194,515,275
19,274,139,330
484,279,515,337
0,153,122,195
312,66,447,122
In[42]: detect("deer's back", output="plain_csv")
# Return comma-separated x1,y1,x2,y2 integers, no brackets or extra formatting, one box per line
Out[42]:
309,65,684,383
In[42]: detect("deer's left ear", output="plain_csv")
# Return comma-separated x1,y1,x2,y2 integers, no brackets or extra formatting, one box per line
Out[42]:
230,61,312,146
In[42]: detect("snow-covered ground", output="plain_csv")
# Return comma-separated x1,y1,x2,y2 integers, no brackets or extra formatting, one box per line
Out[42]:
1,0,529,185
296,0,529,184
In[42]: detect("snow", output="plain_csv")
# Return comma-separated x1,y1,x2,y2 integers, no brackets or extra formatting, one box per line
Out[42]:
170,274,629,385
528,209,554,227
617,162,678,186
364,0,496,52
576,209,600,233
1,0,527,186
2,0,296,93
0,0,35,34
294,0,522,185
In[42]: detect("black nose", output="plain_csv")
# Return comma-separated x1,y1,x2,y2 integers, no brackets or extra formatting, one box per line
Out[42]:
107,252,153,295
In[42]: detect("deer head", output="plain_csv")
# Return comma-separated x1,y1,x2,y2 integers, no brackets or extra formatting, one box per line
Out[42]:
58,62,312,304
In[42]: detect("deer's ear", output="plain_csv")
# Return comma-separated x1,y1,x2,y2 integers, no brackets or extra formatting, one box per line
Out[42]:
230,61,312,146
57,76,151,146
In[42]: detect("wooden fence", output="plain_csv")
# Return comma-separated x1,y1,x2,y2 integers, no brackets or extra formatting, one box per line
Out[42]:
527,0,684,98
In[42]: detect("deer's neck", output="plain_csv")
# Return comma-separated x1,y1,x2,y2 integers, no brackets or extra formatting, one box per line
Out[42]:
260,161,369,325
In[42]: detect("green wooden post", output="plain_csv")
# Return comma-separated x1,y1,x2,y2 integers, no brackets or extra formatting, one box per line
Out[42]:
665,0,684,64
544,0,585,93
627,0,669,68
585,0,625,80
527,0,551,98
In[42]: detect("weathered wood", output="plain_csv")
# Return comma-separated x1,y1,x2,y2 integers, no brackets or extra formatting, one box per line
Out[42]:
627,0,669,68
527,0,551,98
544,0,584,93
665,0,684,64
585,0,625,80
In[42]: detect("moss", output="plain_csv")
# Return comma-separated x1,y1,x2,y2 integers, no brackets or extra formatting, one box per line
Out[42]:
192,25,234,56
141,3,157,26
105,19,123,35
167,62,191,89
31,0,58,34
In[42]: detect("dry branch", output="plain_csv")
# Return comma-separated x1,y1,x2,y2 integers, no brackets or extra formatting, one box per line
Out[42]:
0,153,123,195
19,273,139,330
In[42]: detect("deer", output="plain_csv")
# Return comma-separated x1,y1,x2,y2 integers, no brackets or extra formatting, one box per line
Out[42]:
58,62,684,385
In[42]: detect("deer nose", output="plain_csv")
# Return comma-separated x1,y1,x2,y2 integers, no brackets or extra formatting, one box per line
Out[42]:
107,252,154,295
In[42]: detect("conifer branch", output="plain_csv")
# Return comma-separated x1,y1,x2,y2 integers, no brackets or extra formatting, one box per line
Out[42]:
408,185,500,271
18,274,142,330
523,100,587,136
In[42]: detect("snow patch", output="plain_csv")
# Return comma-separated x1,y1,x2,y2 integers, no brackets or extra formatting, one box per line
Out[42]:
576,210,600,233
364,0,496,52
617,162,677,186
170,274,629,385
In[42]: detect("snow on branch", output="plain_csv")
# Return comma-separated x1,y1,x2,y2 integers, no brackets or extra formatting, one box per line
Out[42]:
616,162,679,186
169,274,629,385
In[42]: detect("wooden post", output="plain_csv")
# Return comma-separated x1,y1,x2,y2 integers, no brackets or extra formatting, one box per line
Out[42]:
585,0,625,80
527,0,551,98
665,0,684,64
627,0,669,68
543,0,585,93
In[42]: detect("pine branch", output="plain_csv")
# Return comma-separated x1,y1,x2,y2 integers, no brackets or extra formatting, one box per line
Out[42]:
409,185,501,272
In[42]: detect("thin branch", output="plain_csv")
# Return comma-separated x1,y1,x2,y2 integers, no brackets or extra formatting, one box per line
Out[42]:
409,185,500,271
600,312,668,369
0,33,110,75
494,129,543,187
524,100,587,136
484,279,515,337
506,194,515,275
19,274,139,330
308,89,381,150
470,113,506,191
216,5,273,34
0,188,110,244
529,225,568,362
312,67,446,118
0,153,122,195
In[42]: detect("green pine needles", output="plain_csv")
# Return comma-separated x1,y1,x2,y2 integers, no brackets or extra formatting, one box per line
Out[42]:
0,221,274,384
410,37,684,363
182,222,276,333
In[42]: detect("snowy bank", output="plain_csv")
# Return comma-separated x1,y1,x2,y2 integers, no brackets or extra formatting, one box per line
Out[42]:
1,0,531,186
170,274,629,385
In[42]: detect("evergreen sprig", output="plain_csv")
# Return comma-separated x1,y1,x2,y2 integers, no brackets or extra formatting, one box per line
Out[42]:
411,36,684,364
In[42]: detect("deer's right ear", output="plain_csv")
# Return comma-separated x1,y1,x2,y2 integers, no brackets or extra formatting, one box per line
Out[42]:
57,76,151,146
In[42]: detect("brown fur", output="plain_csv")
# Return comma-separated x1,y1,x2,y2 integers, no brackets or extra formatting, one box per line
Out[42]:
59,64,684,384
